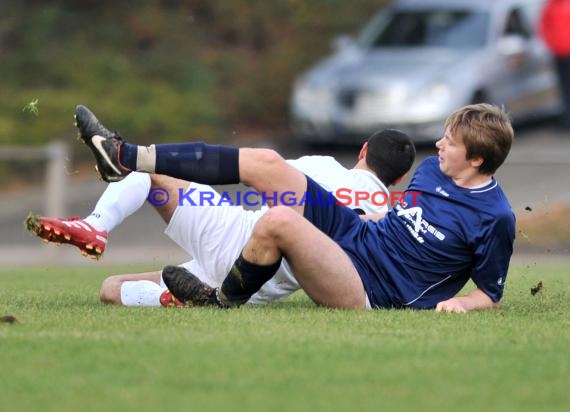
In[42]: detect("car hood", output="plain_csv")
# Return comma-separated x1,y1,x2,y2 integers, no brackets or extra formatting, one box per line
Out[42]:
303,48,481,91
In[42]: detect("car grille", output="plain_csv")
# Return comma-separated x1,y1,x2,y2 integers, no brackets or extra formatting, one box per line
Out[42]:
337,89,358,109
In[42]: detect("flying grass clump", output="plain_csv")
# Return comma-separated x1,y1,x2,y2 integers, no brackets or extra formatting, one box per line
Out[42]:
22,98,39,116
24,213,41,233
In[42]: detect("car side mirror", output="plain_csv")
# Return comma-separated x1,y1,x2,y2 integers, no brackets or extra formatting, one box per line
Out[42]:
331,35,355,52
497,34,526,57
498,34,528,70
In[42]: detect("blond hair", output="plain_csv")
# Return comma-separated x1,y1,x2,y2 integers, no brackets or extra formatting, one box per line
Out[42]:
445,104,513,175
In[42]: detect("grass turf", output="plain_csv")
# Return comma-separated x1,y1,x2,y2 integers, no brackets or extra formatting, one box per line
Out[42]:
1,264,569,412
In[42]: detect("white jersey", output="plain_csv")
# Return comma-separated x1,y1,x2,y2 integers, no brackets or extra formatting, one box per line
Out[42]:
287,155,389,215
165,155,390,304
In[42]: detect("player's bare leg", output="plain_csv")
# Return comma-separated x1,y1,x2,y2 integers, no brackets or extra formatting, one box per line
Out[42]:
238,206,366,308
148,174,191,224
164,206,367,309
75,105,308,214
100,270,184,307
96,174,188,304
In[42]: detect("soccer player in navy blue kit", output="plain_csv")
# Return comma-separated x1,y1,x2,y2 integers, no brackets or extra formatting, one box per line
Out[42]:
75,103,515,313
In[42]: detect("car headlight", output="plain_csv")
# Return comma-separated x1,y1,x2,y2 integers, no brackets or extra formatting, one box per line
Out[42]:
414,82,452,106
293,84,334,110
408,82,452,116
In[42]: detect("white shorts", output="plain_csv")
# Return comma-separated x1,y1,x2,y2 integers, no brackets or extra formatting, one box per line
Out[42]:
164,182,300,304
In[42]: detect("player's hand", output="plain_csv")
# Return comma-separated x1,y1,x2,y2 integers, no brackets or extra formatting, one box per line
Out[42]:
435,298,467,313
435,289,497,313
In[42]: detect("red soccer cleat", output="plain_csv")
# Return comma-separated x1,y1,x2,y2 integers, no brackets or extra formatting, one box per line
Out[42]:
25,213,108,259
159,289,186,308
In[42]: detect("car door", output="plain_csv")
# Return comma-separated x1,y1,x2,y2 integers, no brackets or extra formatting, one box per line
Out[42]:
493,3,559,119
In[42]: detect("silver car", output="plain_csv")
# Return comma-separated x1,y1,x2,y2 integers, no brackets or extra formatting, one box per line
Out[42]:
290,0,562,142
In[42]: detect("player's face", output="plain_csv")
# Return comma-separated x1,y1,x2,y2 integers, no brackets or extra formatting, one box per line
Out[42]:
435,128,471,178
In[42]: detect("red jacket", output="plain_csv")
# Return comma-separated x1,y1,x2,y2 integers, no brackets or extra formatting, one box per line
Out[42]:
540,0,570,56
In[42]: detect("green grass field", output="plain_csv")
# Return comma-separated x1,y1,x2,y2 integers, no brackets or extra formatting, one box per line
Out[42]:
1,264,569,412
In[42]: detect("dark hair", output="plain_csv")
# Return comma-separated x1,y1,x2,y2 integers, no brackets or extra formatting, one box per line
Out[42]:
365,129,416,186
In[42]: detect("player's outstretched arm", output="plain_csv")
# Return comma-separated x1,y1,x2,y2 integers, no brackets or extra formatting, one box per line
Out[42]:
435,288,498,313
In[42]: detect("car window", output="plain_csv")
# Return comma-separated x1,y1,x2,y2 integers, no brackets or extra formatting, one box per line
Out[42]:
515,1,545,35
366,10,489,49
503,8,531,38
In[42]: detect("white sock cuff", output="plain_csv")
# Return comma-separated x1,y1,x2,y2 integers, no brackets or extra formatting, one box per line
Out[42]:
137,145,156,173
120,280,164,307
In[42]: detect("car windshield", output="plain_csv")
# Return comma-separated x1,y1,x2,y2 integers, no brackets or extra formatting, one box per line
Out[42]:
360,9,489,49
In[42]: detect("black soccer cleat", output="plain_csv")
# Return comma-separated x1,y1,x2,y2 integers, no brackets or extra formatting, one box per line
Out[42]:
74,104,131,183
162,265,223,307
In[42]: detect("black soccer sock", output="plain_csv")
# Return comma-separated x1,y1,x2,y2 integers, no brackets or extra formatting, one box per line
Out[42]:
120,141,240,185
218,254,282,307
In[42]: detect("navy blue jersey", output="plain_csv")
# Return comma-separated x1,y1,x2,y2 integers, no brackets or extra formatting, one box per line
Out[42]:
303,156,515,309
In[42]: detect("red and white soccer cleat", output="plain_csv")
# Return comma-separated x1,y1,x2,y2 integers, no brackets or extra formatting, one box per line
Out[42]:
159,289,186,308
25,213,108,259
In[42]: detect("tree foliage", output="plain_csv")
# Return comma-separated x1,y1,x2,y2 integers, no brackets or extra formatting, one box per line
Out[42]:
0,0,388,145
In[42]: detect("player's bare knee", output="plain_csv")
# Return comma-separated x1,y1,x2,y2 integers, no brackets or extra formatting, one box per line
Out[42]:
241,148,286,187
99,276,122,305
253,148,284,166
149,173,162,187
255,206,298,241
150,173,183,189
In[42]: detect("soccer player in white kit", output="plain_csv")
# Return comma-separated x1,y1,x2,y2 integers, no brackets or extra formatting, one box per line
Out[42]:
28,129,416,307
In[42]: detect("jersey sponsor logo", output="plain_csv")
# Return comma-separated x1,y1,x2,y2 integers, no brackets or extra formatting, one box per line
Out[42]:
395,204,446,243
436,186,450,197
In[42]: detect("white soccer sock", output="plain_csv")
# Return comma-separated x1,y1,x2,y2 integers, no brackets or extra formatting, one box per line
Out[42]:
84,172,151,232
120,280,164,307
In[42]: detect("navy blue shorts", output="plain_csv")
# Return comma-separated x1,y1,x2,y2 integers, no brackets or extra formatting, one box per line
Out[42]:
302,176,390,307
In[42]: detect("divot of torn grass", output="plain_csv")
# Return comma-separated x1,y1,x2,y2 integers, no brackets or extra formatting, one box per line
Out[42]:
24,212,41,233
